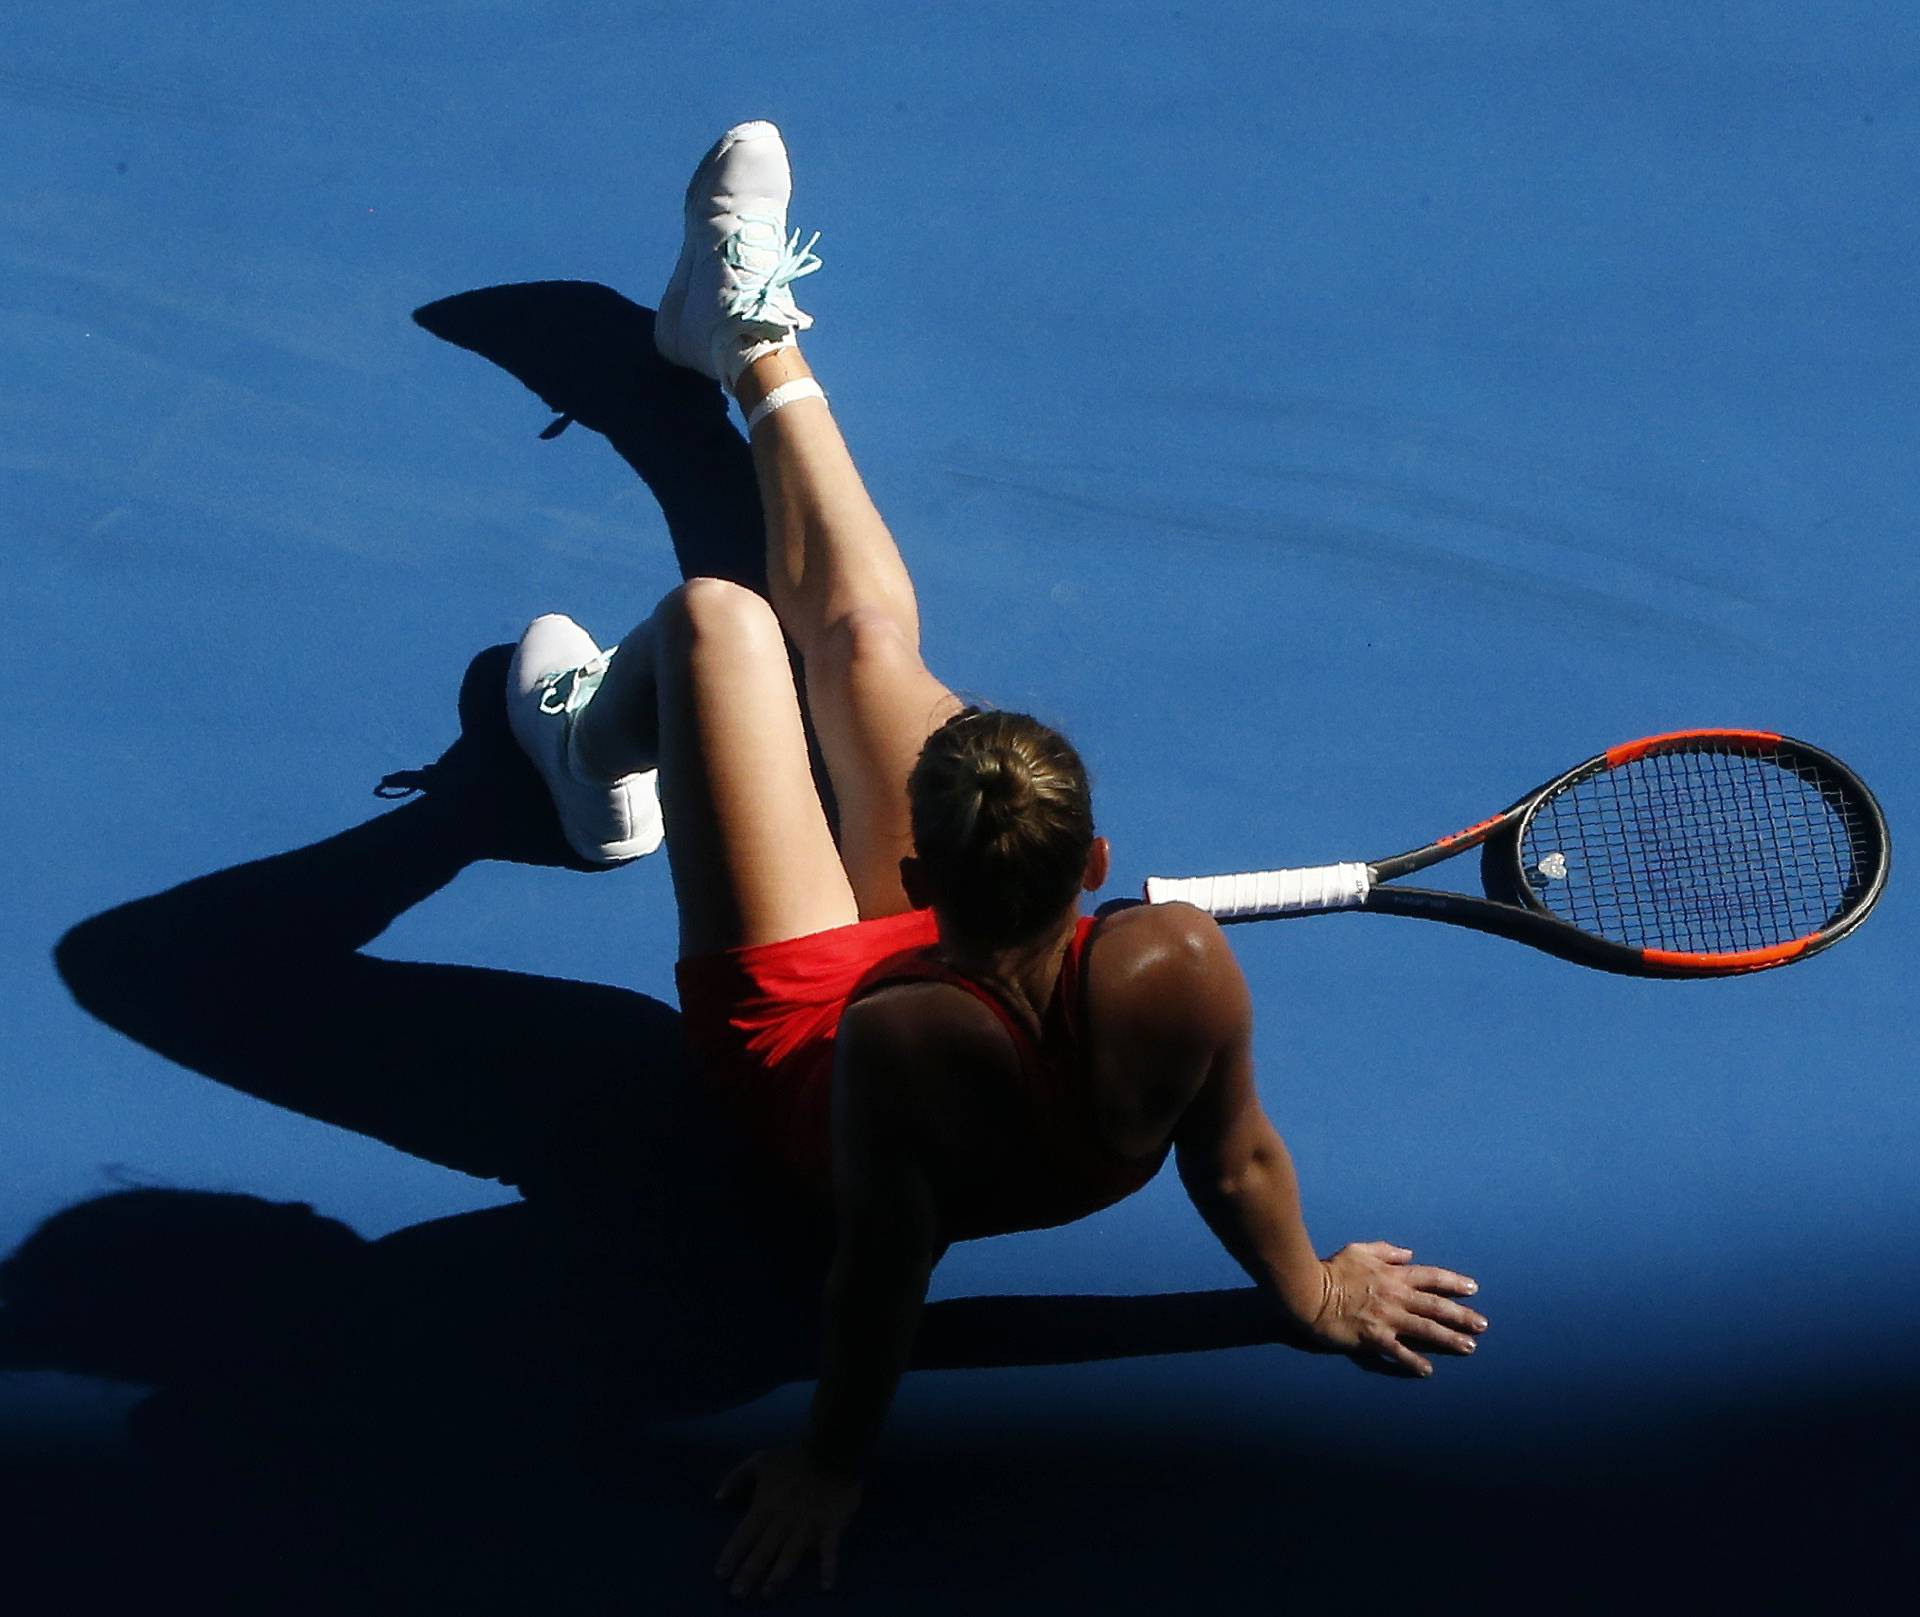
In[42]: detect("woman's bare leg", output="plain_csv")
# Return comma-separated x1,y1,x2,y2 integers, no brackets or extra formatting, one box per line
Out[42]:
573,580,858,958
551,120,953,946
732,347,962,917
561,339,935,949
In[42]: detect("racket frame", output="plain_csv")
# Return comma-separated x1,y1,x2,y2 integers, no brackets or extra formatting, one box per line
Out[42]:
1172,730,1891,978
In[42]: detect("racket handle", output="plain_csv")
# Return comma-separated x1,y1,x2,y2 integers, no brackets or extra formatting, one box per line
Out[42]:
1144,863,1372,918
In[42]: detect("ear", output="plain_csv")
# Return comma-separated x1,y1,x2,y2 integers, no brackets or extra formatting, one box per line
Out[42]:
1082,835,1111,893
899,856,935,910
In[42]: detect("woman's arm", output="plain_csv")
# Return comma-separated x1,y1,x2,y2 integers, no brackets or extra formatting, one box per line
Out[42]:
714,991,961,1601
1176,1067,1333,1332
1145,909,1489,1374
810,997,945,1474
1150,926,1327,1327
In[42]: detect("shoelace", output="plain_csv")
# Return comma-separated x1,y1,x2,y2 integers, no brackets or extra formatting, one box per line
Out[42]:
536,651,614,718
375,652,613,799
374,768,434,798
721,215,823,324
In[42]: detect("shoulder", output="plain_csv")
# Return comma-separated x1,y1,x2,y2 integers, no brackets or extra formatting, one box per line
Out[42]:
1077,905,1255,1148
1086,902,1252,1049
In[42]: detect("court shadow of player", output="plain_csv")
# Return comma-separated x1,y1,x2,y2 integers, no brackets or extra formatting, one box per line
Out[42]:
413,280,838,820
26,284,1903,1612
37,782,1287,1615
5,1184,1908,1615
31,344,1289,1613
0,1179,1295,1614
34,636,1298,1611
411,280,765,590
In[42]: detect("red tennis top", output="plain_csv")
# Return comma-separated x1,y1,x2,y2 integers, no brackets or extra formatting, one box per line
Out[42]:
675,909,1170,1245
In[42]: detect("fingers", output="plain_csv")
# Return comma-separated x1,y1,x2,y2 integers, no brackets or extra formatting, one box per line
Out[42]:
712,1474,772,1598
1346,1245,1478,1299
1371,1330,1433,1377
716,1511,840,1602
717,1506,798,1601
1354,1296,1487,1370
1331,1244,1487,1378
1403,1290,1488,1346
1401,1267,1488,1354
714,1508,760,1588
735,1519,800,1602
764,1535,812,1600
1406,1264,1479,1298
712,1450,855,1601
1354,1295,1488,1377
1397,1318,1477,1358
727,1516,785,1601
1343,1310,1433,1377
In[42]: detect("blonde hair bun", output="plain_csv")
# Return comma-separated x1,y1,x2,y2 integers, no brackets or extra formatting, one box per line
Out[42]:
908,708,1094,945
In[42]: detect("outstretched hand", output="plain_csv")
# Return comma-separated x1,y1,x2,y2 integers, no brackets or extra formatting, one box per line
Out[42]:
1308,1240,1486,1377
715,1447,863,1602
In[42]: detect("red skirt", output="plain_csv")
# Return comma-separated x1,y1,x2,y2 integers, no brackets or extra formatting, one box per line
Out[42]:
674,908,941,1195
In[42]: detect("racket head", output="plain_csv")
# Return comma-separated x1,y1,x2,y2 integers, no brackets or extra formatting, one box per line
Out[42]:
1495,729,1890,975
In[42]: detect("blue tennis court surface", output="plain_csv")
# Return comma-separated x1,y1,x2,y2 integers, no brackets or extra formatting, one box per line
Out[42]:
5,4,1914,1609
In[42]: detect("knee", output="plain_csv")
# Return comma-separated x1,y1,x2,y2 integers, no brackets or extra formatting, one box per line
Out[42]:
811,605,923,687
657,577,785,664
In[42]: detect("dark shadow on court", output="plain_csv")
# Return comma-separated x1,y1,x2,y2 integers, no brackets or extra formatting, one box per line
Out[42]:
28,631,1294,1610
413,281,836,815
11,286,1903,1613
412,281,767,591
11,292,1288,1610
1,1184,1907,1616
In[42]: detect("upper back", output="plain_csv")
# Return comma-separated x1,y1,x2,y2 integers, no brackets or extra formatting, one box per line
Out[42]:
841,902,1246,1239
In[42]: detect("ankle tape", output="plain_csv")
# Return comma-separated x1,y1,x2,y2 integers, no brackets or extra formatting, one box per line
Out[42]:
745,378,827,432
720,330,796,390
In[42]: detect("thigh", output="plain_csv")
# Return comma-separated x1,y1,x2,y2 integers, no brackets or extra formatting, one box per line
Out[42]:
801,608,964,919
654,579,859,957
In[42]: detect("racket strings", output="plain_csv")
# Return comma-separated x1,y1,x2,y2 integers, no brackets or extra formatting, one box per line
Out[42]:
1519,746,1870,954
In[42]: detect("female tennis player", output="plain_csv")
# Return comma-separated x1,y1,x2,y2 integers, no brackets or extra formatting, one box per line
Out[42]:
506,121,1488,1602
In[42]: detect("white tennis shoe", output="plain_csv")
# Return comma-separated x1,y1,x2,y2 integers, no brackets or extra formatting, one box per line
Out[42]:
506,614,664,865
654,120,821,387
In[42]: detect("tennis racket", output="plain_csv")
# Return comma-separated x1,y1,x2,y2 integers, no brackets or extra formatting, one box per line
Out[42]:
1144,729,1889,977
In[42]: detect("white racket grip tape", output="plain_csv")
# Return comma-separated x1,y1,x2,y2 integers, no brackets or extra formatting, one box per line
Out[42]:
1143,862,1373,918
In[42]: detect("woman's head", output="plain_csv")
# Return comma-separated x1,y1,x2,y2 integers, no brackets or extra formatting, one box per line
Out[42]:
905,708,1102,947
